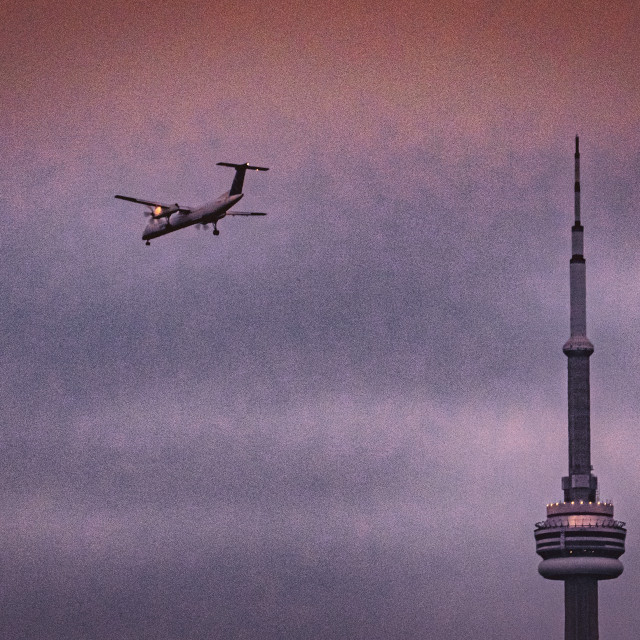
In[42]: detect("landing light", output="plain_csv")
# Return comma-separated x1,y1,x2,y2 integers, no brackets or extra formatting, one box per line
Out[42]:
154,206,162,216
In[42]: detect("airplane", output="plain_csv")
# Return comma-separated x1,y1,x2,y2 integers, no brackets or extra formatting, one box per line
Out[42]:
115,162,269,245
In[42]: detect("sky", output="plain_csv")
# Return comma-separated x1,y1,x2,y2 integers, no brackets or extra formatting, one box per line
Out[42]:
2,0,640,638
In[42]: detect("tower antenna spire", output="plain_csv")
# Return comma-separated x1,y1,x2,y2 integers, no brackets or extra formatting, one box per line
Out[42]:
564,133,592,494
574,135,580,224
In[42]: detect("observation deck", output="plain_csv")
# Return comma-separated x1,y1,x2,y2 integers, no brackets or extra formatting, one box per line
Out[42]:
535,501,626,580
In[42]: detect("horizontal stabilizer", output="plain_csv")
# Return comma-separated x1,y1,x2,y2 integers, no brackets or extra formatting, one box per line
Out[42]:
227,212,267,216
217,162,269,172
217,162,269,195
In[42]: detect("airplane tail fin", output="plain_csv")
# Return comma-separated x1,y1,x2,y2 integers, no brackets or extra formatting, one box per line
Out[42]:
217,162,269,196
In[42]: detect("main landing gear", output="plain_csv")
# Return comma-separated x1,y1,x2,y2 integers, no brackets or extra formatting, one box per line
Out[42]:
213,223,220,236
145,241,150,246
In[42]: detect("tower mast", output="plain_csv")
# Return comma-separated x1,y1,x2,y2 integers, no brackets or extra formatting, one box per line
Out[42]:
534,138,626,640
562,135,596,503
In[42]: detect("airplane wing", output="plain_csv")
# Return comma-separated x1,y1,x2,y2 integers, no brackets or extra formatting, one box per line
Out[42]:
226,211,267,216
114,195,192,216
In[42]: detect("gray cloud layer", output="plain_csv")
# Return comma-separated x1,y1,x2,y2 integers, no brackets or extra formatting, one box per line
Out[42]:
3,2,640,638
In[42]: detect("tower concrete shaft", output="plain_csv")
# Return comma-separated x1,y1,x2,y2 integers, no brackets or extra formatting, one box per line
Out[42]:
565,577,598,640
535,138,626,640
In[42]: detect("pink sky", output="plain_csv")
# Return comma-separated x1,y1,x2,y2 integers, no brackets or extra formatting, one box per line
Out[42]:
3,1,640,638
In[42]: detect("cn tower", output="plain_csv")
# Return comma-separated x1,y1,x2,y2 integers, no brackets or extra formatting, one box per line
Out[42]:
534,137,626,640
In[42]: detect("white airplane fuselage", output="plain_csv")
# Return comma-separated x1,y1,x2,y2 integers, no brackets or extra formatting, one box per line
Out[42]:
142,192,243,241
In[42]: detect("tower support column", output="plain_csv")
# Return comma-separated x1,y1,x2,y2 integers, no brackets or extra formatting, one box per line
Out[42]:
565,577,598,640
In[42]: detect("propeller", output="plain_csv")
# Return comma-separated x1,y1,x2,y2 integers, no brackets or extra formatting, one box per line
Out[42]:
144,205,165,218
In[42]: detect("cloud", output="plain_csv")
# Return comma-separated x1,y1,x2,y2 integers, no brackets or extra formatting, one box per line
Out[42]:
3,0,640,637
